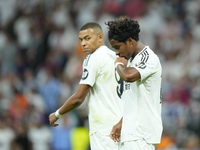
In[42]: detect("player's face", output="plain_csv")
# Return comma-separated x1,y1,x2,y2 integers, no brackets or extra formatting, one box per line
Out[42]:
79,28,102,56
110,39,134,60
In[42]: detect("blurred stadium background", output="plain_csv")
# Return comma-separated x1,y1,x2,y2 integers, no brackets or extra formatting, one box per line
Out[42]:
0,0,200,150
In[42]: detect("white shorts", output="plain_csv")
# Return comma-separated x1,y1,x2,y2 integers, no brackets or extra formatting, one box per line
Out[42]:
90,132,121,150
121,139,156,150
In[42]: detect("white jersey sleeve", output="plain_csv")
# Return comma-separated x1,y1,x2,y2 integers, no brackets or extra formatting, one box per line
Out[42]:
132,47,161,81
79,54,99,86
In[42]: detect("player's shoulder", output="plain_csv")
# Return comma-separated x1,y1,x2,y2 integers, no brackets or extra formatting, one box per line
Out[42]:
95,45,113,54
83,54,92,67
133,46,161,68
82,46,112,66
93,45,116,59
138,46,159,61
145,46,161,69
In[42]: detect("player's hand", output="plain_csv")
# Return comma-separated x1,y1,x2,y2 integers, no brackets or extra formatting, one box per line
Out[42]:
110,121,122,142
114,57,127,67
49,113,59,127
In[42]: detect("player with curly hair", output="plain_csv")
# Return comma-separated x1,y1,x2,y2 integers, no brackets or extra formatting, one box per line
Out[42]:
106,16,163,150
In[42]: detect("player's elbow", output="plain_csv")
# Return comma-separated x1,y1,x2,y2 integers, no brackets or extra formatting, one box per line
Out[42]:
72,84,90,106
123,75,135,82
122,70,140,82
73,94,85,105
74,97,84,105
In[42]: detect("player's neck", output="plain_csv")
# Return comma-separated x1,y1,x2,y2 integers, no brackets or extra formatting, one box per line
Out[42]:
131,41,145,60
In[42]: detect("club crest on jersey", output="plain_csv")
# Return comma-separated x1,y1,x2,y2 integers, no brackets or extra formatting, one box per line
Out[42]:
82,68,89,80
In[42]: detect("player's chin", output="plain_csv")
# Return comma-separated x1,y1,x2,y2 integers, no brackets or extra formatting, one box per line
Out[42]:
84,52,89,56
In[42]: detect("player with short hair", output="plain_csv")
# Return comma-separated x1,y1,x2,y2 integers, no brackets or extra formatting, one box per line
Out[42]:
49,22,123,150
106,16,163,150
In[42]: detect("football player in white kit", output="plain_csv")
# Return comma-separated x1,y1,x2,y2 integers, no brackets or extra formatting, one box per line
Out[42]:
106,16,163,150
49,22,123,150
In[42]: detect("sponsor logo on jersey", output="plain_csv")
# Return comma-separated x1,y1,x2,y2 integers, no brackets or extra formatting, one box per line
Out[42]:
124,82,131,90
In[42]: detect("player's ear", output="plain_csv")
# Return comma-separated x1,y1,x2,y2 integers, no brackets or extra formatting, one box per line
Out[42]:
98,33,103,39
127,37,133,43
127,37,135,46
98,34,103,43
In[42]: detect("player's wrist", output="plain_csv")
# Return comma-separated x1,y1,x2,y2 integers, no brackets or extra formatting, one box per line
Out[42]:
115,62,124,68
55,109,62,118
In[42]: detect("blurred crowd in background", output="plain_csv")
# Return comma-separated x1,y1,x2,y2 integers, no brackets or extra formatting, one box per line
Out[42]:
0,0,200,150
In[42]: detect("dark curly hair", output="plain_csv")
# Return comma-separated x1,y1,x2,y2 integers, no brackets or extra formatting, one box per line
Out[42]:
105,16,140,43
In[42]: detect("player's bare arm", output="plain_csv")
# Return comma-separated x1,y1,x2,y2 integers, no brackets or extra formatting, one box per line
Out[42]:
115,57,141,82
115,57,128,67
110,117,123,142
49,84,91,126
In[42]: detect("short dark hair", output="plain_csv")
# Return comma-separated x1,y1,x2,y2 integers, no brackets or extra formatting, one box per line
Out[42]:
80,22,102,32
105,16,140,43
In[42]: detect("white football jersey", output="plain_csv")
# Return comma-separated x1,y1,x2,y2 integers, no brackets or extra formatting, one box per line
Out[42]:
80,45,123,135
121,46,163,144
